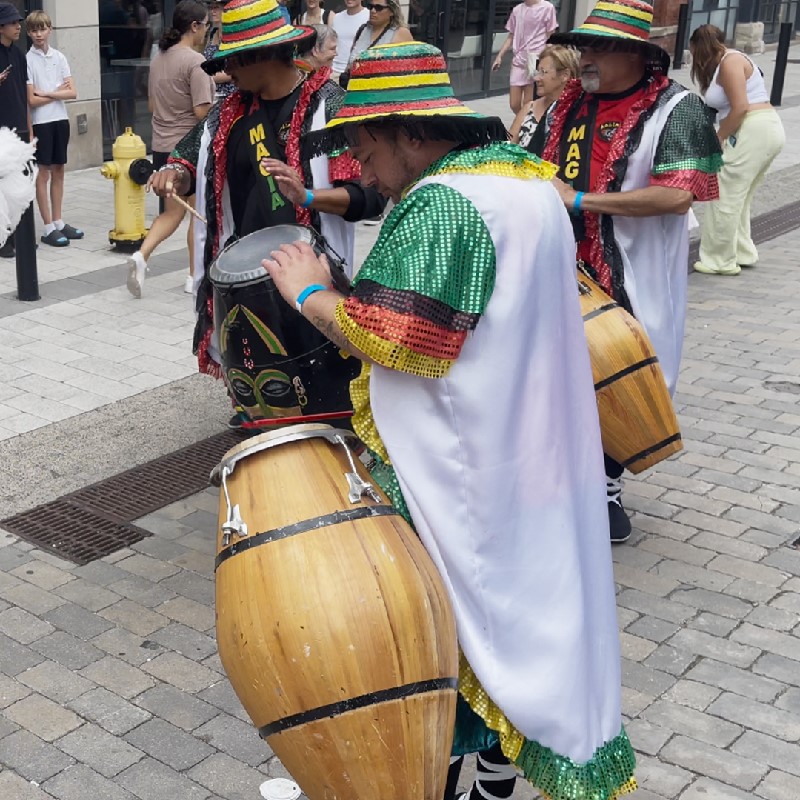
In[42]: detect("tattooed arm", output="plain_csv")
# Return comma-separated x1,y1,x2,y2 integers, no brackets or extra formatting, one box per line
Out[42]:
302,291,373,363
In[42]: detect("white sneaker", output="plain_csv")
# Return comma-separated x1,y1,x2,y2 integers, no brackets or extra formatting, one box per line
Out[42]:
184,274,194,294
126,251,147,298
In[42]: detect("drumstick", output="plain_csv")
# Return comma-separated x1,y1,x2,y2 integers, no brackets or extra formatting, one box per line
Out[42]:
172,193,207,226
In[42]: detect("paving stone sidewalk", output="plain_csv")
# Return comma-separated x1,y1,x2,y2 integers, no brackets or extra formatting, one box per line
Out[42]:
1,44,800,800
0,227,800,799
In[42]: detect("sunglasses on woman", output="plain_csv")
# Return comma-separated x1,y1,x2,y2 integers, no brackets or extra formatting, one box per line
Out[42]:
364,3,389,10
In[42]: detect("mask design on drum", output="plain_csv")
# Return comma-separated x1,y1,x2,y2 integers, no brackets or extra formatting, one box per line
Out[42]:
210,225,359,427
222,306,303,419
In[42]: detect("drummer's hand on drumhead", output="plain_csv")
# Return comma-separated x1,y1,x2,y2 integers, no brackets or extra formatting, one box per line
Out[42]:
260,159,306,206
263,242,334,307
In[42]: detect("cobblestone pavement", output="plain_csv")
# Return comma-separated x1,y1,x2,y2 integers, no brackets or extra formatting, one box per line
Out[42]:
1,45,800,800
1,228,799,799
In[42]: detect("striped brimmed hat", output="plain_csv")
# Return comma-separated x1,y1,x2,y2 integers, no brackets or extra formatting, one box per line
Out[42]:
202,0,314,75
549,0,669,72
304,41,506,156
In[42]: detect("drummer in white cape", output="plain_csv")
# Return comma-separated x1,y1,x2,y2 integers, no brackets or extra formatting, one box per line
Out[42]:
527,0,722,543
263,41,636,800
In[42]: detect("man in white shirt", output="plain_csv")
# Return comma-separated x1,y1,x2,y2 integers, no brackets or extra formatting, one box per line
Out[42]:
331,0,368,77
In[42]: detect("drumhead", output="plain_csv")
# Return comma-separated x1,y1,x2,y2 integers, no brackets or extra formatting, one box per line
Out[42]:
209,225,315,286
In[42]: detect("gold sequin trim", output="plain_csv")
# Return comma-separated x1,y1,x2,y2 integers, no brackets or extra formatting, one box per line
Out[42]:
432,157,559,183
335,303,453,379
348,362,390,464
458,653,526,762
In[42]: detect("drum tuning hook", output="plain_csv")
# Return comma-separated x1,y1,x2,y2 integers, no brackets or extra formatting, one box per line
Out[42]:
220,466,249,546
333,434,382,504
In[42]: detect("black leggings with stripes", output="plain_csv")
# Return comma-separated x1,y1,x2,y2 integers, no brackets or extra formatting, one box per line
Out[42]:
444,742,518,800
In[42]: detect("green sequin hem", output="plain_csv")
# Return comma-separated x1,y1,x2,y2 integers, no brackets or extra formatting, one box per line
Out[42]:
514,727,637,800
652,151,724,175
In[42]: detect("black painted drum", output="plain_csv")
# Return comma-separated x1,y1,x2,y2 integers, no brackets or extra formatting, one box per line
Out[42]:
209,225,359,426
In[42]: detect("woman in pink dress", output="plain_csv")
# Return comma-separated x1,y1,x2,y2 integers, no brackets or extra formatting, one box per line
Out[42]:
492,0,558,114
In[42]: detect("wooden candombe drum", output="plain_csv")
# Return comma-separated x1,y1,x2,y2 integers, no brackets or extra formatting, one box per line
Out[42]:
210,424,458,800
578,269,682,473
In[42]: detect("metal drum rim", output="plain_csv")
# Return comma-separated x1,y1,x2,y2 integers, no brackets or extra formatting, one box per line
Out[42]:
209,423,360,485
209,224,316,286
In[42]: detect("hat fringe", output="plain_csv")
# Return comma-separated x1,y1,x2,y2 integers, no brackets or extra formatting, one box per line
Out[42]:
302,115,508,160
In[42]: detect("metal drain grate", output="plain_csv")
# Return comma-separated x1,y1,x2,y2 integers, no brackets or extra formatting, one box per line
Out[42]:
1,503,154,566
1,430,243,565
66,430,244,521
689,200,800,266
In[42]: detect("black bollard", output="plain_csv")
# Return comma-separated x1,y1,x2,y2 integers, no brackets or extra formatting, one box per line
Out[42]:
770,22,793,107
673,2,689,71
15,131,40,302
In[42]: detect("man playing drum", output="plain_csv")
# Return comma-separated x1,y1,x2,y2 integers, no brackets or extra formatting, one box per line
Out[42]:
527,0,722,542
148,0,384,426
264,40,636,800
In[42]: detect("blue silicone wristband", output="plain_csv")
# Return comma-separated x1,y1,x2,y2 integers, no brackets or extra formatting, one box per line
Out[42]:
295,283,326,313
572,191,585,215
300,188,314,208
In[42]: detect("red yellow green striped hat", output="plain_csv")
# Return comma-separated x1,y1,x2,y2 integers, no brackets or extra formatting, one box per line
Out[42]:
202,0,314,75
304,41,506,156
549,0,670,71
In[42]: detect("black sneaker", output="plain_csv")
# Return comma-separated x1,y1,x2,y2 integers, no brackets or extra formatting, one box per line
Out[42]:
0,240,15,258
228,413,245,430
608,501,632,543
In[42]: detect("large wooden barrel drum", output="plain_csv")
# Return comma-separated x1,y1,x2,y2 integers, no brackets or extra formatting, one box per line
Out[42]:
578,270,682,473
211,424,458,800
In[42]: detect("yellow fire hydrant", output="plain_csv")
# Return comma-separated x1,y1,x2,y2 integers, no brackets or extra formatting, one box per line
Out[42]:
100,127,153,250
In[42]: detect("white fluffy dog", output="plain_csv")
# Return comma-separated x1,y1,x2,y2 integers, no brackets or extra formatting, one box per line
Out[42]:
0,127,37,248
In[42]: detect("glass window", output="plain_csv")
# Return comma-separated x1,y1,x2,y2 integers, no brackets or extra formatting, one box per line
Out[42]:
489,0,515,94
99,0,173,158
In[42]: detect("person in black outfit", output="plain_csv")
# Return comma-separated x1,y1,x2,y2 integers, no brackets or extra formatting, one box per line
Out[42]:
0,2,31,259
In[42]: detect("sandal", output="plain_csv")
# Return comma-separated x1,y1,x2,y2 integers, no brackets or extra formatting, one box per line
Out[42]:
41,229,69,247
59,223,84,240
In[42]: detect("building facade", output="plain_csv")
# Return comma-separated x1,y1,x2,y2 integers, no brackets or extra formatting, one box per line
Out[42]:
11,0,797,170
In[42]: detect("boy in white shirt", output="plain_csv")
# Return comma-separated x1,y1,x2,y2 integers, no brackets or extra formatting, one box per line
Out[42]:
25,10,83,247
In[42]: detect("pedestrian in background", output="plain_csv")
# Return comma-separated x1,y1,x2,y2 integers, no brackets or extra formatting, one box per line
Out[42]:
25,10,84,248
510,43,578,148
493,0,558,114
530,0,722,543
297,24,338,72
690,24,785,276
0,1,31,260
127,0,214,298
276,0,292,24
344,0,412,76
331,0,368,79
204,0,235,99
295,0,335,26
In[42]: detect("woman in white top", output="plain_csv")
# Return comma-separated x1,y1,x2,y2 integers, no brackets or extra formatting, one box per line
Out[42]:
690,24,785,276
